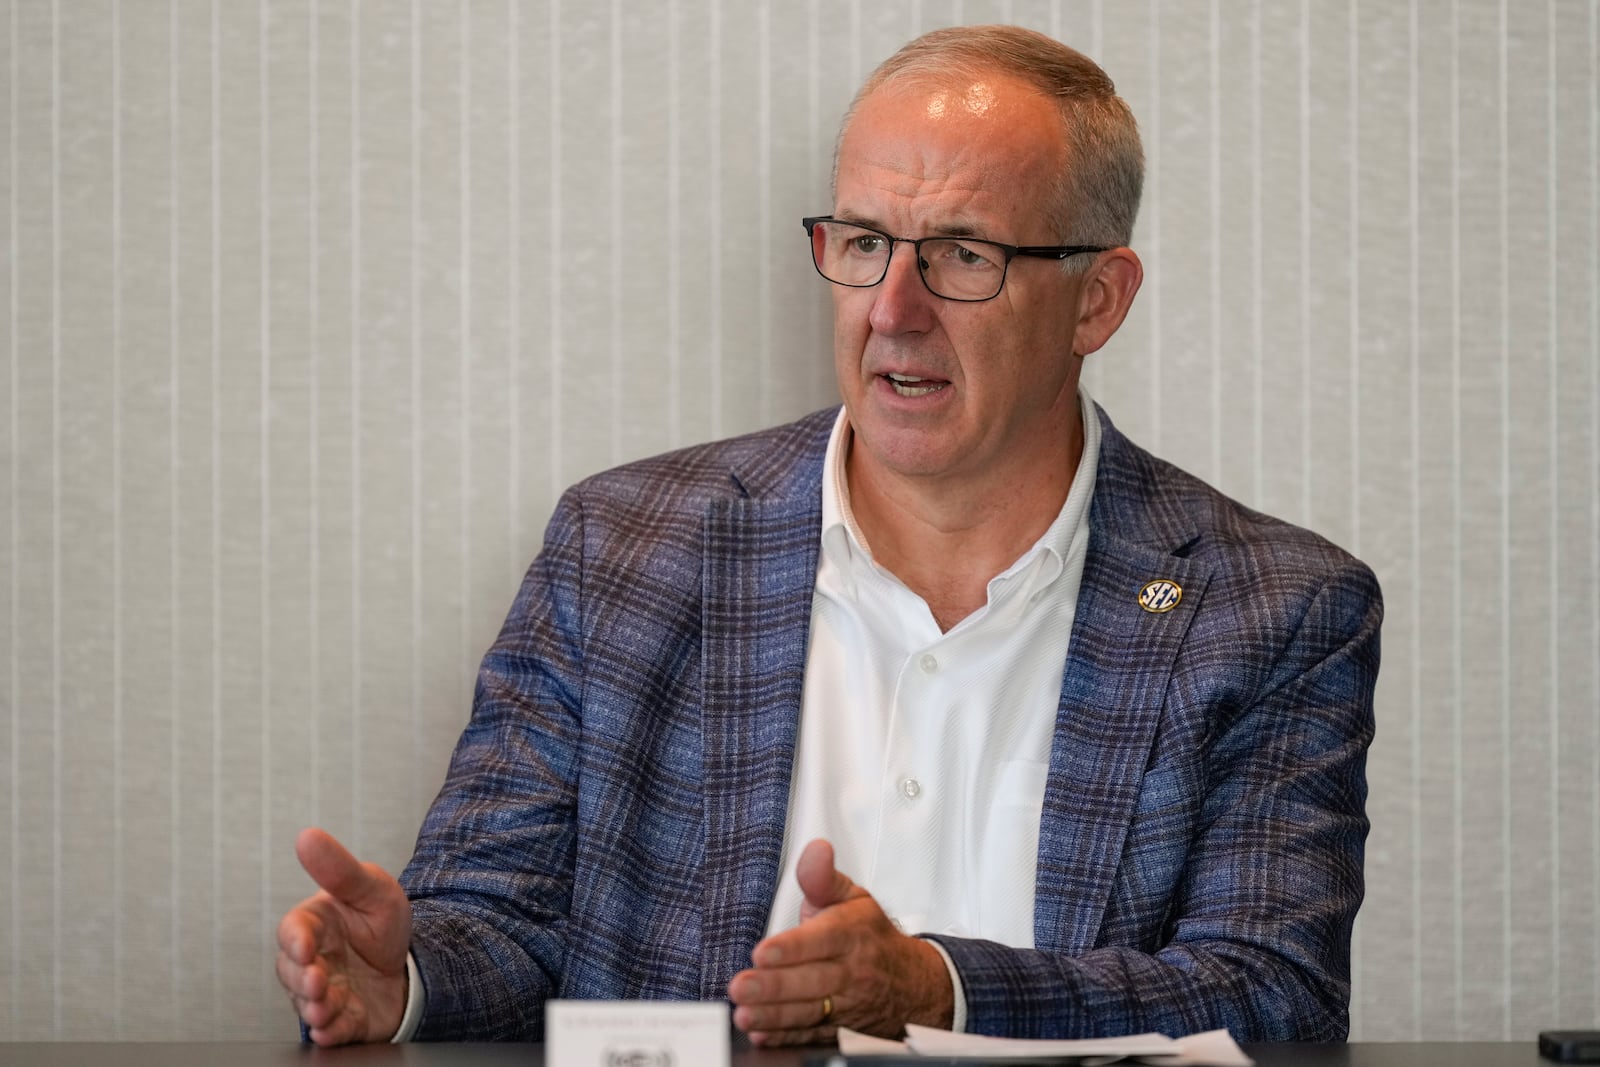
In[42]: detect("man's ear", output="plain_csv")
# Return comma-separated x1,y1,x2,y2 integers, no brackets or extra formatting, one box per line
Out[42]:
1071,247,1143,357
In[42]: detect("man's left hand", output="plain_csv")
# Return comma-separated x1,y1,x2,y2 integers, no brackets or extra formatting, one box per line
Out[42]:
726,838,955,1046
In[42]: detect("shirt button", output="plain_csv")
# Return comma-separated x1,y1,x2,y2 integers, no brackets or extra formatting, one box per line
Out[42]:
901,777,922,799
919,653,939,674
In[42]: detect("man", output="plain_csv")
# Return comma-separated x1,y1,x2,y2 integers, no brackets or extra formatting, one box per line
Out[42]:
277,24,1380,1047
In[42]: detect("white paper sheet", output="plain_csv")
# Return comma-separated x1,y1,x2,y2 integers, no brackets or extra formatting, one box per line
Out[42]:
837,1026,916,1056
905,1023,1179,1059
831,1023,1254,1066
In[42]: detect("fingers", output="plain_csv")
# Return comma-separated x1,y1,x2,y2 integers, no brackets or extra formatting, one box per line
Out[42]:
275,902,348,1032
277,829,411,1045
753,839,875,969
753,894,884,968
276,937,358,1043
734,844,955,1042
743,1021,837,1048
276,944,326,1002
727,961,849,1047
728,958,849,1008
276,898,333,965
295,827,384,908
795,838,863,918
732,975,850,1048
298,984,369,1048
276,917,382,1047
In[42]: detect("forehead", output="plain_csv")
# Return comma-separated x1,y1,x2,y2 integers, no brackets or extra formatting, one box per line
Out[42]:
834,72,1067,235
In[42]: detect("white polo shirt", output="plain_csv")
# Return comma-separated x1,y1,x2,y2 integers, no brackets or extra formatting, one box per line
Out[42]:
764,387,1101,1026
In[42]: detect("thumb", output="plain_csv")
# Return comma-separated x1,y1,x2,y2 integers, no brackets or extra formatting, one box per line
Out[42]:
795,838,863,920
295,827,387,910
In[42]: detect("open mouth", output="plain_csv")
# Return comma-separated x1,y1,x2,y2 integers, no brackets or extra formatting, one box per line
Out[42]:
885,372,948,398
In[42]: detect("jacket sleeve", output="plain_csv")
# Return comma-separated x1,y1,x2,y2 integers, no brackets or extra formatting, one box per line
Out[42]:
395,490,590,1041
930,560,1382,1041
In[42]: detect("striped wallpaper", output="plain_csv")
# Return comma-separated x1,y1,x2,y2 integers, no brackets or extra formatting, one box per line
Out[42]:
2,0,1597,1043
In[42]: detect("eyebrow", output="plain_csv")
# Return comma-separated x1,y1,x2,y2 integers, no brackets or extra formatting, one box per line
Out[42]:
829,212,990,240
829,210,888,231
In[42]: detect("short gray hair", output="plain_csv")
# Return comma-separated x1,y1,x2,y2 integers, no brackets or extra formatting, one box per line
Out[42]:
833,24,1144,250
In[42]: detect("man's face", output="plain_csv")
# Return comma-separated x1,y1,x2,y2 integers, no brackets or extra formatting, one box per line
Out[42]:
831,73,1093,492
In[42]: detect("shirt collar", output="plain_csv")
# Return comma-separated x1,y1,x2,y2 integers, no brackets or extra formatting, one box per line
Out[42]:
819,408,867,569
819,384,1102,592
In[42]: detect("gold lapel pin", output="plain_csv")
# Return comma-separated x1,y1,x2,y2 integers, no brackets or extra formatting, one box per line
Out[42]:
1138,579,1182,613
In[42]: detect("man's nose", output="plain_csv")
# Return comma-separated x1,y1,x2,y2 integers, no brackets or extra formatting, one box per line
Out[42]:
868,241,936,333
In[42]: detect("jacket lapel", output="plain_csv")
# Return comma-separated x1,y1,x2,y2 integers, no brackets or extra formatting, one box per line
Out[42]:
1033,412,1212,953
697,446,824,998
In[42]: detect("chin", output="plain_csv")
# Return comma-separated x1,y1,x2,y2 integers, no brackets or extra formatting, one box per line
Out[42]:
859,432,962,480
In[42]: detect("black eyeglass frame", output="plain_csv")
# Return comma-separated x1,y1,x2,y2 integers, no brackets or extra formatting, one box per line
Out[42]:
802,215,1108,302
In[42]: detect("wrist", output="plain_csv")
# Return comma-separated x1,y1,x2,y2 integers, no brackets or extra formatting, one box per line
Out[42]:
910,936,956,1030
365,957,412,1043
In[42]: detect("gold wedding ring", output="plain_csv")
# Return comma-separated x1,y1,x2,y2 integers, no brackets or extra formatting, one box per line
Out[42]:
820,994,834,1023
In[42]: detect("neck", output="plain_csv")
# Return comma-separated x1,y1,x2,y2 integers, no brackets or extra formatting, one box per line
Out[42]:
845,416,1084,630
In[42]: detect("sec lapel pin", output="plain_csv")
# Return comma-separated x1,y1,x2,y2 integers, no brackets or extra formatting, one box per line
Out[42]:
1138,579,1182,613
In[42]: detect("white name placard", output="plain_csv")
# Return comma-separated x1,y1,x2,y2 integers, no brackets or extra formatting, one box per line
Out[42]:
545,1000,731,1067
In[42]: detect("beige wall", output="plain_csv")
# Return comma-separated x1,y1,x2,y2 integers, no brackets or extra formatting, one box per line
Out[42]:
3,0,1598,1042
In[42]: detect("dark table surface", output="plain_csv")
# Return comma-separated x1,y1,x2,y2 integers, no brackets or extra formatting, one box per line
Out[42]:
0,1042,1562,1066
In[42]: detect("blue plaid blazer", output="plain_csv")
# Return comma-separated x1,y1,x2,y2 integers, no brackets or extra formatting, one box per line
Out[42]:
398,404,1381,1043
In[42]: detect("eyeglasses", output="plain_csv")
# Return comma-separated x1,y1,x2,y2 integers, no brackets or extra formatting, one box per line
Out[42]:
802,216,1106,302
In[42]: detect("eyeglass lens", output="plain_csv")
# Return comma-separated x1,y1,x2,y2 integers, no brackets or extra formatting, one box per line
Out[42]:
809,219,1009,301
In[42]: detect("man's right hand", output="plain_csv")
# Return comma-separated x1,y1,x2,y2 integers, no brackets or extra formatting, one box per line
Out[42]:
275,827,413,1046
